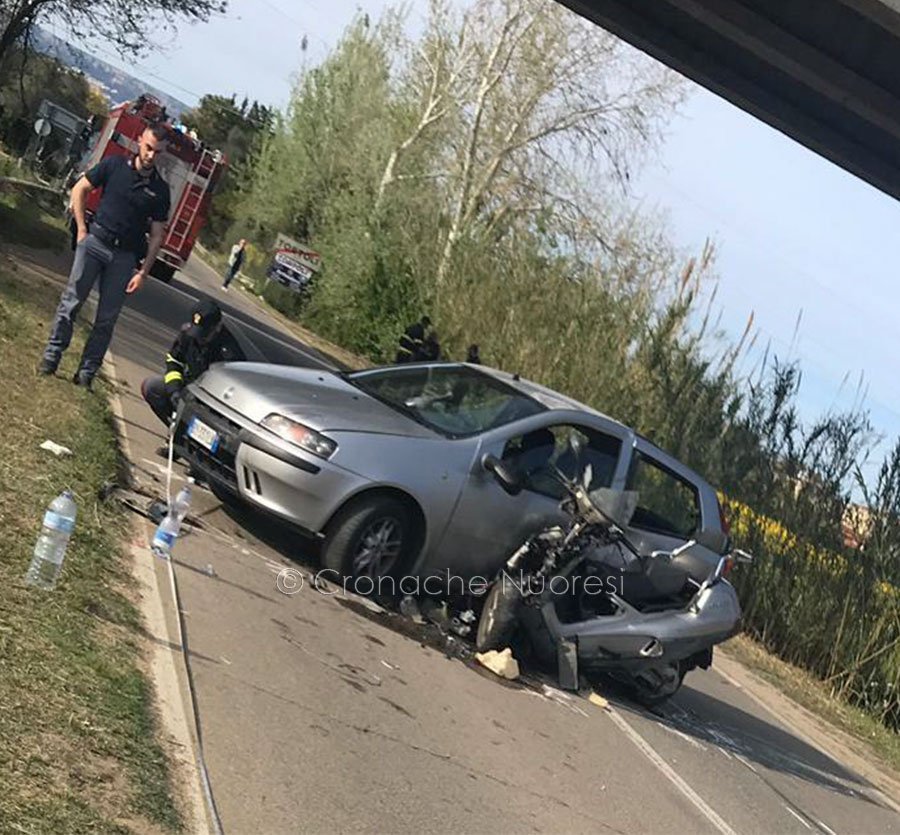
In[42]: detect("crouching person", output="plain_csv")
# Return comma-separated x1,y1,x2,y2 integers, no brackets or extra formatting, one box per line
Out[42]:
142,299,246,428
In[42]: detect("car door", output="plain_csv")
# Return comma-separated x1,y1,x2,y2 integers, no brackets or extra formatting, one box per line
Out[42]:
434,412,631,580
622,440,712,580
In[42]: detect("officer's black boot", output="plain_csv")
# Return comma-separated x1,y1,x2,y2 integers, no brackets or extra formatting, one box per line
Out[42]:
72,370,93,390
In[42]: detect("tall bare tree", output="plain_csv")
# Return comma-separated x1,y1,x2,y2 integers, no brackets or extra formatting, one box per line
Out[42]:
370,0,684,287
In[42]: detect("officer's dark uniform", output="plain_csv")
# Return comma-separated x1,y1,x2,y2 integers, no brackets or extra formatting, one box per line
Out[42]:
141,299,246,426
42,154,171,384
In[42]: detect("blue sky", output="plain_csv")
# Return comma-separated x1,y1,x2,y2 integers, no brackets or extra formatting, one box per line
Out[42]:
72,0,900,482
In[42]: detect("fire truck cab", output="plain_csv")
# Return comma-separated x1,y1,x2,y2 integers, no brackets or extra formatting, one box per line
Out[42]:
69,94,227,283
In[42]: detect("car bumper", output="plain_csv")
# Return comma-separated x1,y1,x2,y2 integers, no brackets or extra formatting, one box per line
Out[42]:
173,387,366,533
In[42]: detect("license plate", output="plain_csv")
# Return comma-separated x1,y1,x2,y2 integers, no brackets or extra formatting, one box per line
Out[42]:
188,416,219,453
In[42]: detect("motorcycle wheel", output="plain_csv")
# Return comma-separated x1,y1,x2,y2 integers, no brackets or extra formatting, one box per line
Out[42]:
475,578,523,652
630,663,684,708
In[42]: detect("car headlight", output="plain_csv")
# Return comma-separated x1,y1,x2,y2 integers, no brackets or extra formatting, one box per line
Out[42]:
260,414,337,459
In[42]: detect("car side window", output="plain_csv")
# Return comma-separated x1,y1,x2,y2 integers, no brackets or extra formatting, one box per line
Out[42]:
626,452,700,537
501,425,621,500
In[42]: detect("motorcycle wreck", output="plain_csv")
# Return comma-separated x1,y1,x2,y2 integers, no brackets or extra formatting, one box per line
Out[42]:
475,439,753,706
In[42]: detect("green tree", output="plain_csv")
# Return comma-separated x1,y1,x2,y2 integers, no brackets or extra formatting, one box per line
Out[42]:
0,49,108,155
180,93,274,244
0,0,226,72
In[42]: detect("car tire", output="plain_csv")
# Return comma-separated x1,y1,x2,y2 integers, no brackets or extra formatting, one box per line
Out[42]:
321,495,413,586
475,578,522,652
629,663,685,708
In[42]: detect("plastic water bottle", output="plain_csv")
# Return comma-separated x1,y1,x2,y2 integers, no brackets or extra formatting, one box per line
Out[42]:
151,479,194,559
25,490,77,590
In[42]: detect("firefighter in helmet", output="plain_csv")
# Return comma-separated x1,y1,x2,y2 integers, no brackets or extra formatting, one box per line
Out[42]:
141,299,246,428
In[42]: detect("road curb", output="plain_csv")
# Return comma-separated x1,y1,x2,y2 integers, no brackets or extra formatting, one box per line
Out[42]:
104,353,215,835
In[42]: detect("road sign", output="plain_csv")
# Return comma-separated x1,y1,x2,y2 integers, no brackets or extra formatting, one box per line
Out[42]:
33,118,52,137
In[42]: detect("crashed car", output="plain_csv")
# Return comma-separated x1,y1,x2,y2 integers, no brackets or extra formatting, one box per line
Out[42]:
173,361,730,584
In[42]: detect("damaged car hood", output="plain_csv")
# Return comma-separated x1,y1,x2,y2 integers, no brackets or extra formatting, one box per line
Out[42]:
196,362,438,438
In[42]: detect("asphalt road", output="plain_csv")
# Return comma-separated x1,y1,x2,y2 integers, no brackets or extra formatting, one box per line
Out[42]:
63,252,900,833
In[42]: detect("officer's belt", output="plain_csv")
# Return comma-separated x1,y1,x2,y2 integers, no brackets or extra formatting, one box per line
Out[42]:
91,222,128,250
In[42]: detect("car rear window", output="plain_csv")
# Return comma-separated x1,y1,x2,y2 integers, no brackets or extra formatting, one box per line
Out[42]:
626,452,700,538
345,365,546,437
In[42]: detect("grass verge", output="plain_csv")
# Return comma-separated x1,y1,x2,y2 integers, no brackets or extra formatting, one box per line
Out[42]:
723,634,900,776
0,187,69,251
0,255,181,833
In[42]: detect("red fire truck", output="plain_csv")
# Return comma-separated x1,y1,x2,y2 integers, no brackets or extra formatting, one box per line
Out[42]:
69,94,227,282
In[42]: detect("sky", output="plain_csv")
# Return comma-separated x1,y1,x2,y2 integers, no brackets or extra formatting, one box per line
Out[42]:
68,0,900,483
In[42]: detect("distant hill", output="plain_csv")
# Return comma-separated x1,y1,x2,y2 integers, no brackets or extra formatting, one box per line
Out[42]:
32,28,193,118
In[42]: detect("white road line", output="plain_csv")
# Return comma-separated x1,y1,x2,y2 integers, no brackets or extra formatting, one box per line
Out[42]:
605,707,739,835
733,752,758,774
659,722,708,751
785,806,812,829
159,277,339,370
816,819,838,835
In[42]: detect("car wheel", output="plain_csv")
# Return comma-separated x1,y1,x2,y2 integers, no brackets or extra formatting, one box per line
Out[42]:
475,578,522,652
322,495,412,584
630,663,684,707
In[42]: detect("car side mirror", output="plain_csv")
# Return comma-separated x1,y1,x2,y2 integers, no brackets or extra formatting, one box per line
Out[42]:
482,453,522,496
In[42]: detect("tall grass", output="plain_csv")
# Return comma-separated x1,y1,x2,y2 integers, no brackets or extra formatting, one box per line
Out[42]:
222,2,900,735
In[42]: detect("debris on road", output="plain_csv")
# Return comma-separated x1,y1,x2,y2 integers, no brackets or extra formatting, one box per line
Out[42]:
475,647,520,680
420,597,451,629
588,691,610,710
399,595,425,624
524,683,591,717
148,499,168,523
443,635,472,661
39,439,72,457
450,618,472,637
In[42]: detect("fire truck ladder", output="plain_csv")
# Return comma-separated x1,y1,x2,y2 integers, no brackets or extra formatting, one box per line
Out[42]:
165,147,218,253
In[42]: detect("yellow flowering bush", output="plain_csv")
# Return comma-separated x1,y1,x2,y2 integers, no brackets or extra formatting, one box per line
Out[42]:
717,492,900,729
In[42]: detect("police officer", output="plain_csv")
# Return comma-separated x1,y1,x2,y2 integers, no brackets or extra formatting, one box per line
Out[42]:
141,299,246,427
39,124,172,388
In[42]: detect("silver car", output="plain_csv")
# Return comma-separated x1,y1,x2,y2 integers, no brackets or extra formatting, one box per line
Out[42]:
174,362,730,583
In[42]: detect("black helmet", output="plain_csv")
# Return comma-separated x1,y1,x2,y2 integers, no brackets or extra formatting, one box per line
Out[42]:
187,299,222,338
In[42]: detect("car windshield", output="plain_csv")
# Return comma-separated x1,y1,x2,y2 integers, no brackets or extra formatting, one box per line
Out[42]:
345,365,546,437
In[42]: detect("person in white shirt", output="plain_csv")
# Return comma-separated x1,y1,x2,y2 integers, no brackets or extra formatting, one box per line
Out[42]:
223,238,247,290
